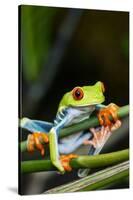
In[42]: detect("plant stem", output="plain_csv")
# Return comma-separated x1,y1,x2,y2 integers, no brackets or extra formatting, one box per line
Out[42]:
20,105,129,152
21,149,129,173
61,105,129,138
44,161,129,193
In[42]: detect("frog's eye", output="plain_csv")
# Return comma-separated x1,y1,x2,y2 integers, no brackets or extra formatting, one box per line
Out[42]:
72,87,84,100
101,82,105,93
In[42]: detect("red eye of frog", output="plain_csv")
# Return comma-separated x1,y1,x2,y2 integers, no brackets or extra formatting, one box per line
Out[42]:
72,87,84,100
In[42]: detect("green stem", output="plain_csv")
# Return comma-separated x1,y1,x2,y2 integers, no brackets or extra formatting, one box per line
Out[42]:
21,149,129,173
20,105,129,152
44,161,129,193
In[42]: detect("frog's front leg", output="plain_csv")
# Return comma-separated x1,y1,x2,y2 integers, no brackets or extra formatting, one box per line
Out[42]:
87,103,121,153
49,111,78,173
97,103,121,127
95,103,122,150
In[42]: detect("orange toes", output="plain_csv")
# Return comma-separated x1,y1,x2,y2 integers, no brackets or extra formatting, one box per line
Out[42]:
98,103,120,127
41,133,49,143
60,154,78,172
27,132,49,156
111,119,122,131
27,134,35,152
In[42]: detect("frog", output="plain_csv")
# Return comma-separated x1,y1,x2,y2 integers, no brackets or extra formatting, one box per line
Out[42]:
20,81,121,176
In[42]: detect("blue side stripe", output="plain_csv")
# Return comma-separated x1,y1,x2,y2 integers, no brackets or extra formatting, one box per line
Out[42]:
20,118,53,133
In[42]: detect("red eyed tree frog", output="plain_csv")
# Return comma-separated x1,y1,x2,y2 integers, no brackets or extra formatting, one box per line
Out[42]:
20,81,121,176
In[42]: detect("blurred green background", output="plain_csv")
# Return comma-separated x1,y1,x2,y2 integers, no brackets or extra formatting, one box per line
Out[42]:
19,5,129,195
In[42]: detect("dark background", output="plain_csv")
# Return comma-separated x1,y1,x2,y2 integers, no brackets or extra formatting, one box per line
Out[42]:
19,5,129,194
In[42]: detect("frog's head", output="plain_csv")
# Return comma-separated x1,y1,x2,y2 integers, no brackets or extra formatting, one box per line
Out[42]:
58,81,105,112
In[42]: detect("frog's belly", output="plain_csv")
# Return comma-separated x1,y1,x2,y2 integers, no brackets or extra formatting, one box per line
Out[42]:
67,114,90,126
65,106,95,127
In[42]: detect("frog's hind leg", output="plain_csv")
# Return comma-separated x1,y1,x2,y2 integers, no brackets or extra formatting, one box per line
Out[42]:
58,131,92,172
59,131,92,154
78,120,121,178
78,126,111,178
84,126,111,154
84,120,121,154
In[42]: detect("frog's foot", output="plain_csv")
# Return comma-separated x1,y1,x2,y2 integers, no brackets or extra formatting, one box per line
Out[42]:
27,132,49,156
97,103,120,127
83,126,108,148
60,154,78,172
83,121,121,149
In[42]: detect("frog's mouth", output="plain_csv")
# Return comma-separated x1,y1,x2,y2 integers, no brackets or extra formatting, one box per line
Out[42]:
71,103,97,109
72,104,96,108
71,100,103,109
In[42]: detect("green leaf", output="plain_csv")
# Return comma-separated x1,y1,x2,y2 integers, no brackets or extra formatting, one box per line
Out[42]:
20,5,60,81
